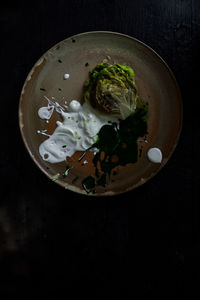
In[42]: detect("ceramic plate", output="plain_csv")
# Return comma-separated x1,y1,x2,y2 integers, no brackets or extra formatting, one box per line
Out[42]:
19,31,182,196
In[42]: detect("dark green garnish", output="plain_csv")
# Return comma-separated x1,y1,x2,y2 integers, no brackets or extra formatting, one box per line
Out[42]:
85,62,89,67
58,88,62,91
40,88,46,91
72,39,76,43
82,176,95,194
72,176,79,184
90,101,148,186
62,145,67,148
58,59,62,63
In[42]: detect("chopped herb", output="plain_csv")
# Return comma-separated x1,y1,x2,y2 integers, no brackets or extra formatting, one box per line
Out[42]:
51,174,60,182
74,130,79,140
40,88,46,91
62,145,67,148
72,39,76,43
82,176,95,193
78,151,87,162
78,145,93,162
62,165,73,178
85,62,89,67
58,59,62,63
58,88,62,91
72,176,79,184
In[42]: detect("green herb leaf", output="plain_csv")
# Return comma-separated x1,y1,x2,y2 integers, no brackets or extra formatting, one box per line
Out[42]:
62,166,73,178
72,176,79,184
82,176,95,193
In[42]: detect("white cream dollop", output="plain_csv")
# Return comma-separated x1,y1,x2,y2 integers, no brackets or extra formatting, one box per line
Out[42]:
68,100,81,112
39,100,118,163
147,147,162,163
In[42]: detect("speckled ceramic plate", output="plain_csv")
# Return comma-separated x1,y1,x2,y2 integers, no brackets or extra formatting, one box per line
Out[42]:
19,31,182,196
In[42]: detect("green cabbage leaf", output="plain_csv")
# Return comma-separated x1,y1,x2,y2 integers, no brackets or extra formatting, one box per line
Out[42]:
84,63,139,120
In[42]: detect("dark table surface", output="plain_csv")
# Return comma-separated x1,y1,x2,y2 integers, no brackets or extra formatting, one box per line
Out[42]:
0,0,199,296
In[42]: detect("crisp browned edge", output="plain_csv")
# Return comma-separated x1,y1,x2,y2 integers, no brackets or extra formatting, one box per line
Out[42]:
18,31,183,197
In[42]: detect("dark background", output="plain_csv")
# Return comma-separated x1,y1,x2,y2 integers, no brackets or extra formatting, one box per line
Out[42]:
0,0,199,296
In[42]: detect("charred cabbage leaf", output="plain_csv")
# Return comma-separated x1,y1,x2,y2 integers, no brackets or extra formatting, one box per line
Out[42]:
84,62,139,119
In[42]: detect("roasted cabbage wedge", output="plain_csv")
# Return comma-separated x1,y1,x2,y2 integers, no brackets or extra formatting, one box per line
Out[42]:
84,63,139,120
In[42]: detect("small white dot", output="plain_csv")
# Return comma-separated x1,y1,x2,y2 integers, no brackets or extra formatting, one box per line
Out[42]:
64,73,70,80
